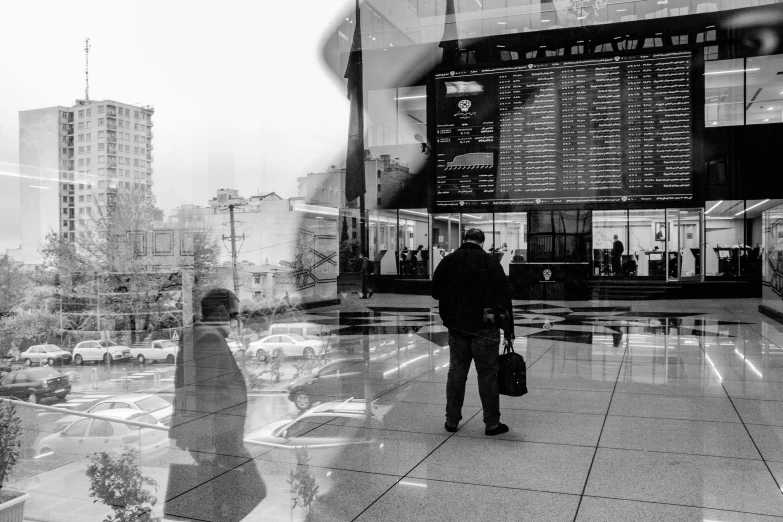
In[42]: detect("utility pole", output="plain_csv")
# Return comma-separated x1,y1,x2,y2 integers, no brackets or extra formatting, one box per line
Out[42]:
209,189,247,341
228,203,241,297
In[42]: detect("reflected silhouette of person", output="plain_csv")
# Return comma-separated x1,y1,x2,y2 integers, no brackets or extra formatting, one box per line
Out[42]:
164,288,264,521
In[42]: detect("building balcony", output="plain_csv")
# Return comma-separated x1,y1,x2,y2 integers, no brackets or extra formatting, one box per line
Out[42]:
146,153,152,161
107,160,117,168
106,134,116,143
146,131,153,138
106,111,116,118
107,146,117,154
107,123,117,130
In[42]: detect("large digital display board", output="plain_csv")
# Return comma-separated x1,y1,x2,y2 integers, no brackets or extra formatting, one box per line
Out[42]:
433,51,694,210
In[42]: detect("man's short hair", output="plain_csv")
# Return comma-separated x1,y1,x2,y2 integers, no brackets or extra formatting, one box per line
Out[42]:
463,228,485,244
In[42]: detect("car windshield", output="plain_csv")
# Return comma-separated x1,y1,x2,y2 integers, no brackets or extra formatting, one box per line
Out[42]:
99,341,117,348
135,396,171,413
44,346,61,353
27,368,60,379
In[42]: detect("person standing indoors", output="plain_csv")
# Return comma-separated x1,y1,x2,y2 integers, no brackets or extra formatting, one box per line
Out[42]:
612,234,624,276
360,255,374,298
432,228,514,436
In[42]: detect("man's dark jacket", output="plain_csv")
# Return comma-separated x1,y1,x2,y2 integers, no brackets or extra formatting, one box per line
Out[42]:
432,242,514,335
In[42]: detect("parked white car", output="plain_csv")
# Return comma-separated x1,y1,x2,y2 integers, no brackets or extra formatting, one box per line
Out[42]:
38,408,168,458
243,400,386,450
247,333,325,361
20,344,72,366
130,339,178,364
54,393,174,432
73,341,131,365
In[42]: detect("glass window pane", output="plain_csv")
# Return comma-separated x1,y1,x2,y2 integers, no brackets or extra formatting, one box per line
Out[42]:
705,59,745,127
494,212,527,275
745,54,783,126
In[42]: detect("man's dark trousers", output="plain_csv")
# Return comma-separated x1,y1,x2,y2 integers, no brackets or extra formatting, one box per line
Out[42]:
446,327,500,427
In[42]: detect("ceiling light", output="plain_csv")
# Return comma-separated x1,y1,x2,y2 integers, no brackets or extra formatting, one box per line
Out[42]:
705,200,722,214
498,21,507,24
704,68,759,75
541,19,550,22
764,118,770,122
735,199,769,216
768,107,774,110
617,8,627,11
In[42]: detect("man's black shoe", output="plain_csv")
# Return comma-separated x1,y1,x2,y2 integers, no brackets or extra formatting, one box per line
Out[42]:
368,290,373,298
485,423,509,436
444,422,458,433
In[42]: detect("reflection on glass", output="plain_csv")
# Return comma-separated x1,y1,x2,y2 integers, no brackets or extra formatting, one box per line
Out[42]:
746,54,783,126
704,58,744,127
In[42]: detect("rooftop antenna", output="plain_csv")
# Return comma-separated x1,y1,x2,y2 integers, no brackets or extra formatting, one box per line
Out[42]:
84,37,90,101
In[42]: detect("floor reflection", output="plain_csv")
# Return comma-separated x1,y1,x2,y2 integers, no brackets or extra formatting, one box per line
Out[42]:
6,296,783,521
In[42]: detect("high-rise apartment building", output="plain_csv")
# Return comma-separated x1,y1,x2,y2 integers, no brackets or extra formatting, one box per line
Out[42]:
14,99,154,263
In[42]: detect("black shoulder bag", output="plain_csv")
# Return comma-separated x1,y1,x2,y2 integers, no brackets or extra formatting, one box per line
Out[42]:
498,339,527,397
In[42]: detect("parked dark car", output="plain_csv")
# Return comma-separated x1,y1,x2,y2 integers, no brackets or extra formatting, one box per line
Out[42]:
0,367,71,403
288,358,381,410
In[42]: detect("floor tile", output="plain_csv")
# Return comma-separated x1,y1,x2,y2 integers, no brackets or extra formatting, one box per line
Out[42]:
408,436,594,495
379,380,481,406
526,371,618,392
337,401,481,435
584,448,783,516
721,380,783,401
600,416,761,460
355,479,580,522
258,425,448,476
503,388,613,415
456,408,604,447
745,423,783,463
733,398,783,427
614,375,726,397
608,393,741,423
576,496,783,522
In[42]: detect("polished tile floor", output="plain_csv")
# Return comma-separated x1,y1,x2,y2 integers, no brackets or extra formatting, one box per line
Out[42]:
9,296,783,521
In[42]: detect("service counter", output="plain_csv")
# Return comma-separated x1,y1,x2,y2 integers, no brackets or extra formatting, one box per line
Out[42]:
509,263,590,300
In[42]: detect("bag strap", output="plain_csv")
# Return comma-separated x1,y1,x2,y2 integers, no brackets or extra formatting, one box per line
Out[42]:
503,338,514,354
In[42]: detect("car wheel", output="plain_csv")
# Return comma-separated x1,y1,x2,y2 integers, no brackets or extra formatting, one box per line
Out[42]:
166,354,175,364
104,353,112,364
256,349,268,362
137,354,146,364
303,347,316,359
24,358,32,367
294,392,312,410
74,354,83,365
28,393,38,404
48,358,56,366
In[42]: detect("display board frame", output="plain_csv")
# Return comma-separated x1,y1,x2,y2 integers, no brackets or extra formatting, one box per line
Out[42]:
427,46,705,213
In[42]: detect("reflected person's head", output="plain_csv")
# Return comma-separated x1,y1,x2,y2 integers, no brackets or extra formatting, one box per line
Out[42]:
613,235,618,241
201,288,240,323
463,228,485,245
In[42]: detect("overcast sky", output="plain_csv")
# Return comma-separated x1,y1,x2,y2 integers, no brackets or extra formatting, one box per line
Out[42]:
0,0,351,251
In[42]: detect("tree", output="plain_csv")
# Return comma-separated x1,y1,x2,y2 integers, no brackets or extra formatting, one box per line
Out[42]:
86,449,160,522
0,401,22,497
40,189,221,342
288,447,319,521
0,255,29,315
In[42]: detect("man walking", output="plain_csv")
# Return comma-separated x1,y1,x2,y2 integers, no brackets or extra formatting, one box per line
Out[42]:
612,234,624,276
432,228,514,436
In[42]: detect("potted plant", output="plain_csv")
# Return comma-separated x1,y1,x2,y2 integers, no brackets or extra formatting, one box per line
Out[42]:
86,449,161,522
0,400,31,520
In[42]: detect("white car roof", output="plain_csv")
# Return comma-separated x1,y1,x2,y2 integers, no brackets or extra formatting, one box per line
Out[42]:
93,408,157,420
